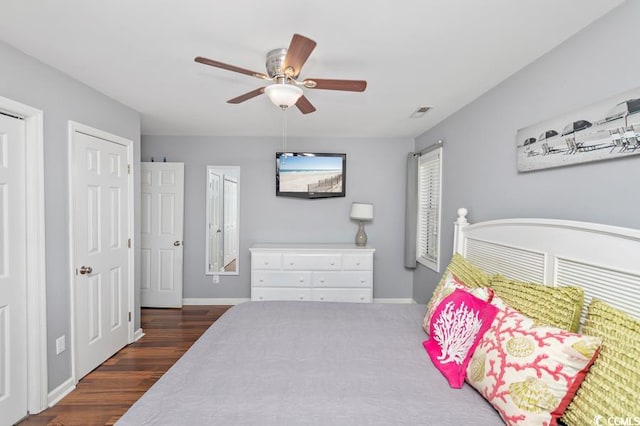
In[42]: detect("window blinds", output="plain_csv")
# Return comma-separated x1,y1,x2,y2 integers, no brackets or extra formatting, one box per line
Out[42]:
417,147,442,271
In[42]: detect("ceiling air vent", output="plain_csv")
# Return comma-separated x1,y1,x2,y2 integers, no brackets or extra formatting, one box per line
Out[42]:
410,106,431,118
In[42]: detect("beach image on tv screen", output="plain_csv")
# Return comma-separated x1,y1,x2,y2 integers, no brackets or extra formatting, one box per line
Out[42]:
278,155,343,192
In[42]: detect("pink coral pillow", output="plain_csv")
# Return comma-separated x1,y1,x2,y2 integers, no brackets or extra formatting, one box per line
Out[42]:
466,297,601,426
423,272,494,333
423,288,499,388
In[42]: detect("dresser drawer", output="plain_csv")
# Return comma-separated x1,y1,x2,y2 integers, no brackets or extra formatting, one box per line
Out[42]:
252,271,311,287
311,288,372,303
251,252,282,270
282,253,341,270
342,254,373,270
252,287,312,302
312,271,372,288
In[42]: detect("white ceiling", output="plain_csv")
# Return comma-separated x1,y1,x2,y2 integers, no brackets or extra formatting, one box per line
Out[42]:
0,0,623,138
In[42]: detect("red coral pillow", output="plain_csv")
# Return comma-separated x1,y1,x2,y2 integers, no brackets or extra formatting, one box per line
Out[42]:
466,298,601,426
423,288,499,388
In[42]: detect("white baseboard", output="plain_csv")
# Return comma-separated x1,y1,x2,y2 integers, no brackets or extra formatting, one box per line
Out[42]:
182,298,250,306
373,298,417,304
133,328,145,342
47,376,75,407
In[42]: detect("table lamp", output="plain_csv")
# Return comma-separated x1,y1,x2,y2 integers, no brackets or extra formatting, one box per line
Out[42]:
350,203,374,246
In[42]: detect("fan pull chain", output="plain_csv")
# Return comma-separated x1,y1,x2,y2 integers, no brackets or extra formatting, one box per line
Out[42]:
281,107,288,154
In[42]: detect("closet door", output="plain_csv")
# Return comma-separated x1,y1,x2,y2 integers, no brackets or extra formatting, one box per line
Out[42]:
0,113,28,424
141,162,184,307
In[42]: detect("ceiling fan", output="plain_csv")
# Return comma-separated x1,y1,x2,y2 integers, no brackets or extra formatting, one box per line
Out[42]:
194,34,367,114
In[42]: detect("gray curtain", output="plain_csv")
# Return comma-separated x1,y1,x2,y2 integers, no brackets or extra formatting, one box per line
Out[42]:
404,152,419,268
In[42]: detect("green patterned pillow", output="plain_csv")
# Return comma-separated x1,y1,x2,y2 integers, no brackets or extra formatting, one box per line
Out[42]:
489,275,583,332
562,299,640,425
428,255,583,332
437,253,491,289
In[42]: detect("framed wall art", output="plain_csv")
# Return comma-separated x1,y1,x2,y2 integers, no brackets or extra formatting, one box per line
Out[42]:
517,87,640,172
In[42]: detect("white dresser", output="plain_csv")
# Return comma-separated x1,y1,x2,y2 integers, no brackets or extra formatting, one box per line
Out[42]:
250,244,375,303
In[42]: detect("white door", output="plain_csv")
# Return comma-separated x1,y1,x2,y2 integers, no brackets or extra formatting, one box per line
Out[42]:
0,113,28,424
140,162,184,307
208,171,223,272
72,130,130,380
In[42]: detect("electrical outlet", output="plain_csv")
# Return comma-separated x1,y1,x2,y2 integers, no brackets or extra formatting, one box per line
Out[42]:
213,275,220,284
56,335,66,355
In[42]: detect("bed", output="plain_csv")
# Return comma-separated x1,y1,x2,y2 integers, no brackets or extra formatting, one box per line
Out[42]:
117,209,640,425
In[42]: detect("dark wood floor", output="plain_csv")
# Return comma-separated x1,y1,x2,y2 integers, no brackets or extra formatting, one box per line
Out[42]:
19,305,231,426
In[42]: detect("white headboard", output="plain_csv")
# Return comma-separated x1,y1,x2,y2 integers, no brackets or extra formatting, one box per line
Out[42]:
453,208,640,323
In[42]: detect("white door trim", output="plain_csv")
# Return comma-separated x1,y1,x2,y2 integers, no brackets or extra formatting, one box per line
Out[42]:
67,121,135,384
0,96,47,413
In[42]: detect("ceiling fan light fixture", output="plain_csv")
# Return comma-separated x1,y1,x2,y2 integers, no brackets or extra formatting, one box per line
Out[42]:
265,84,303,109
195,34,366,114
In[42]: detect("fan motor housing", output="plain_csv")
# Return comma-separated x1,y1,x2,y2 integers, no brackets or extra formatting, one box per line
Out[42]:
266,48,292,79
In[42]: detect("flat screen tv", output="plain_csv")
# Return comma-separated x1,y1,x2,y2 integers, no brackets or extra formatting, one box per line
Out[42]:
276,152,346,199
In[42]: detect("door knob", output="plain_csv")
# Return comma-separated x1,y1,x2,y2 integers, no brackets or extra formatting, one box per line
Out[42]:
174,241,181,246
79,266,93,275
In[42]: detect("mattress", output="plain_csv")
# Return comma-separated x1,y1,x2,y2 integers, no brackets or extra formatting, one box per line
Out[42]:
117,301,502,425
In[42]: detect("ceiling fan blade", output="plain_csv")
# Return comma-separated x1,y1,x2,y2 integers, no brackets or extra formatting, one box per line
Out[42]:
282,34,317,77
295,95,316,114
227,87,265,104
195,56,268,80
304,78,367,92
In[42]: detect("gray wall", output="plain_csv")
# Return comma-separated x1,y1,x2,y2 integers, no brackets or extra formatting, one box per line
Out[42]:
142,135,414,300
0,41,141,392
412,0,640,302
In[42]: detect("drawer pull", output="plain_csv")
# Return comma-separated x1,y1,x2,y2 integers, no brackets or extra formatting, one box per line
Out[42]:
299,296,304,300
356,261,361,266
319,278,325,283
299,278,305,283
259,296,263,300
290,262,295,266
360,279,365,283
320,296,325,300
330,261,335,266
264,261,269,265
360,296,364,300
259,279,264,283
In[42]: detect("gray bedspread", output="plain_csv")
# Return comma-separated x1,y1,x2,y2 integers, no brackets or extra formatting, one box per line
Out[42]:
117,301,503,425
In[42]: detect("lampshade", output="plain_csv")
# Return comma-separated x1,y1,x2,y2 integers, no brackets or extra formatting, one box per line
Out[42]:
350,203,374,221
264,84,303,108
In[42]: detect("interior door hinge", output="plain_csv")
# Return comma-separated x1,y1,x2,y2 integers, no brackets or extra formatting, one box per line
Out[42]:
128,312,132,322
128,164,131,174
128,238,132,248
